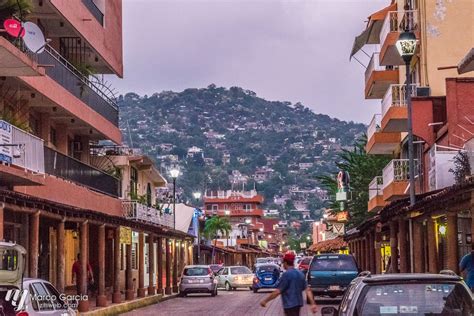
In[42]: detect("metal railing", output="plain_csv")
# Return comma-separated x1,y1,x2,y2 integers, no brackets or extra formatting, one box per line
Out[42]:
381,84,418,117
382,159,418,189
82,0,104,25
37,46,118,125
365,53,384,83
368,176,383,200
44,146,119,196
367,114,382,140
122,201,173,228
380,10,418,46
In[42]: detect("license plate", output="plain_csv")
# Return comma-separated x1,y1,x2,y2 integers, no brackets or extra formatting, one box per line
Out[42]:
329,285,339,291
199,279,204,283
265,277,272,281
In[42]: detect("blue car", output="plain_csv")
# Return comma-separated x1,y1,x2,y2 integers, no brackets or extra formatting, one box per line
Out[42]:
252,263,281,293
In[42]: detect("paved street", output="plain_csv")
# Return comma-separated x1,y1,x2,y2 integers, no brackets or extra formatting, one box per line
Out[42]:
122,289,339,316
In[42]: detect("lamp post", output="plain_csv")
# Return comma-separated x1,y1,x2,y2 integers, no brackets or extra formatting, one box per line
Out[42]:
396,29,417,272
170,168,180,229
245,218,251,245
193,191,202,263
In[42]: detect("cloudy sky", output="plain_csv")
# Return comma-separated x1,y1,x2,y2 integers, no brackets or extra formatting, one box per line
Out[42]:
109,0,389,124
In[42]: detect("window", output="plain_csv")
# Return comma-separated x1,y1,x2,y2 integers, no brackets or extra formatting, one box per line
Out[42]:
310,255,357,272
222,268,229,275
230,267,251,275
243,204,252,211
212,205,218,212
146,183,152,206
183,267,210,276
132,243,138,269
44,282,67,310
31,282,55,311
224,204,229,210
130,167,138,198
206,205,212,211
50,127,57,146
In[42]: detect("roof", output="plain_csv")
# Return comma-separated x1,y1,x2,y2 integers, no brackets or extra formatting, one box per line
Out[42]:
204,195,264,204
458,48,474,74
361,273,462,283
308,237,348,252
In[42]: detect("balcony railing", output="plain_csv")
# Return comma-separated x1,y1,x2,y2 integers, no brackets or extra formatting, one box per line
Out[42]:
367,114,382,140
368,176,383,200
122,201,173,228
82,0,104,25
0,121,45,174
37,46,118,125
381,84,418,117
382,159,419,189
380,10,418,46
44,146,119,197
365,53,385,83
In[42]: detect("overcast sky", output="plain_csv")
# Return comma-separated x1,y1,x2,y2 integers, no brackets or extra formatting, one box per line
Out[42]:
109,0,389,124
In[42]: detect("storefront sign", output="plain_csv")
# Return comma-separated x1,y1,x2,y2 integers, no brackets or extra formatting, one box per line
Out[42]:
0,121,13,164
300,242,307,249
120,226,132,245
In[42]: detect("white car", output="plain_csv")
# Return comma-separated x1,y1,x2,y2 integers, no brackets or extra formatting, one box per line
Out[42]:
216,266,254,291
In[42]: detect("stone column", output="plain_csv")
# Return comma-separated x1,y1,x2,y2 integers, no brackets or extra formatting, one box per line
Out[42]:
413,220,424,273
165,239,171,295
426,217,438,273
29,211,40,278
112,227,122,304
78,221,89,313
97,224,107,307
364,237,370,271
125,243,134,300
390,220,399,273
173,240,179,292
0,204,4,241
21,214,29,275
148,234,156,296
157,237,164,294
56,219,65,293
375,231,382,274
447,213,459,273
137,232,146,297
368,232,375,273
398,218,409,273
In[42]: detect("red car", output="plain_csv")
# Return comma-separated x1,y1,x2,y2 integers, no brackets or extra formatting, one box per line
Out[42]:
298,257,311,273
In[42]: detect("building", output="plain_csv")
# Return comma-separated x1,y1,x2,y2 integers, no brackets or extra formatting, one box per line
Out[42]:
0,2,192,312
347,0,474,275
186,146,203,158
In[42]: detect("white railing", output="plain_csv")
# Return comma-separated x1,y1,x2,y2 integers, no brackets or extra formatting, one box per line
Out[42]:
0,121,45,174
381,84,418,117
369,176,383,200
380,10,418,46
122,201,173,228
428,144,458,191
382,159,418,189
365,53,384,83
367,114,382,140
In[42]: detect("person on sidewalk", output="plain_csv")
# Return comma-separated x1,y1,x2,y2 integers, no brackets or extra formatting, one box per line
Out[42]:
460,246,474,291
260,252,318,316
72,253,94,295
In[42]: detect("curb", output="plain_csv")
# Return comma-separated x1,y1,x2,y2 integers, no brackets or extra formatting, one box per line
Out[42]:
79,294,178,316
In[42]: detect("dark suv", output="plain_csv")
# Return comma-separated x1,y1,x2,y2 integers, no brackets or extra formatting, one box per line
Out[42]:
322,272,473,315
307,254,358,298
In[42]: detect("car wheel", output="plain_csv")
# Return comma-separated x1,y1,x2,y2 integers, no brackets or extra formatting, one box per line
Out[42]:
225,282,232,291
211,290,216,297
249,287,253,291
253,288,258,293
178,292,186,297
232,287,237,291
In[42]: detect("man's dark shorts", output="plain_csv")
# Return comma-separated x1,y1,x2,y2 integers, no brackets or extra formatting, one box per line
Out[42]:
284,306,301,316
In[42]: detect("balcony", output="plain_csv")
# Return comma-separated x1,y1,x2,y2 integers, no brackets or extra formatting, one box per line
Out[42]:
44,146,120,197
122,201,173,228
209,209,264,217
381,84,417,132
379,10,418,66
0,36,44,77
365,53,399,99
368,176,386,212
37,46,118,126
366,114,401,155
382,159,418,201
0,121,45,186
427,145,457,191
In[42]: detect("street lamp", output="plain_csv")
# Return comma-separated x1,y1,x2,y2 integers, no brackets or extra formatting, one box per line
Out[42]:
396,29,417,272
170,168,180,229
193,191,201,201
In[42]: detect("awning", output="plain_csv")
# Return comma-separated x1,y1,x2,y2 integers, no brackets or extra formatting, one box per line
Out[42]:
350,2,397,59
458,48,474,74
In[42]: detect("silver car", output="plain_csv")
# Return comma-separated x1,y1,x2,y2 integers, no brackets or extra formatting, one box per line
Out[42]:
216,266,254,291
178,265,218,297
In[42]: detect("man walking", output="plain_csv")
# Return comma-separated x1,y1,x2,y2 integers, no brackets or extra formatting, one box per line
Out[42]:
460,246,474,291
260,252,318,315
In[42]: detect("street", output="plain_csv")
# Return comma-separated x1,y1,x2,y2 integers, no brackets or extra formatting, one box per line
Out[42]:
122,289,339,316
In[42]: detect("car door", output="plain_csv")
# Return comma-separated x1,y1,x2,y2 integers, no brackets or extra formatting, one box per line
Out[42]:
217,268,227,287
29,281,58,315
219,268,229,287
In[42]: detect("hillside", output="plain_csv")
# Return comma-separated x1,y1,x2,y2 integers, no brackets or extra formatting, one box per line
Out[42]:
118,85,365,219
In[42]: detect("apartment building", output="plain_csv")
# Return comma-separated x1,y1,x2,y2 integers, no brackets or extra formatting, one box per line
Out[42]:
348,0,474,275
0,1,192,312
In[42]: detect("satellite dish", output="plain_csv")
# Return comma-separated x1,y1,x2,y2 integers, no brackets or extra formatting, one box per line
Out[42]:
3,18,25,38
22,22,46,54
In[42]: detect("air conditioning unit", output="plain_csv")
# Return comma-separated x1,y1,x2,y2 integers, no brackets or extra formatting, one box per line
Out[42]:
416,87,431,97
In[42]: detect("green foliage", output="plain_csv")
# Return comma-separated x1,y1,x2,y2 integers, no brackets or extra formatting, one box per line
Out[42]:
0,0,33,20
203,216,232,241
449,151,471,184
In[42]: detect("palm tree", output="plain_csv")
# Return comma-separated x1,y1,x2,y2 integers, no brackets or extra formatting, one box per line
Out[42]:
203,216,231,263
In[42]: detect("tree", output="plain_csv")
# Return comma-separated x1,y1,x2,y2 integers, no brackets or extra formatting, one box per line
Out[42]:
449,151,471,184
203,216,232,263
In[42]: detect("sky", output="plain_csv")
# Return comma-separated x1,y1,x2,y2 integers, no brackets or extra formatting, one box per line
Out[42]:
109,0,389,124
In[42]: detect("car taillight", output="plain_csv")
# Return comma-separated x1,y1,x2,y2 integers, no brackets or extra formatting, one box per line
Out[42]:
16,312,28,316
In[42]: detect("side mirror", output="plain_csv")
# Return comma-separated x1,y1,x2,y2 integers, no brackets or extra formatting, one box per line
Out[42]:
321,306,338,316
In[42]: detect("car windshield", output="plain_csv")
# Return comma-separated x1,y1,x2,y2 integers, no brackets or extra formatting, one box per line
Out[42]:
301,258,311,265
0,249,18,270
209,265,221,272
256,258,268,264
183,267,209,276
231,267,252,274
257,265,279,273
310,255,356,271
357,283,473,315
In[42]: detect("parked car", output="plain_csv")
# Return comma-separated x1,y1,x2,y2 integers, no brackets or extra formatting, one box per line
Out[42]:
178,265,218,297
307,254,358,298
298,257,312,274
216,266,254,291
252,263,281,293
321,271,474,315
0,242,76,315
